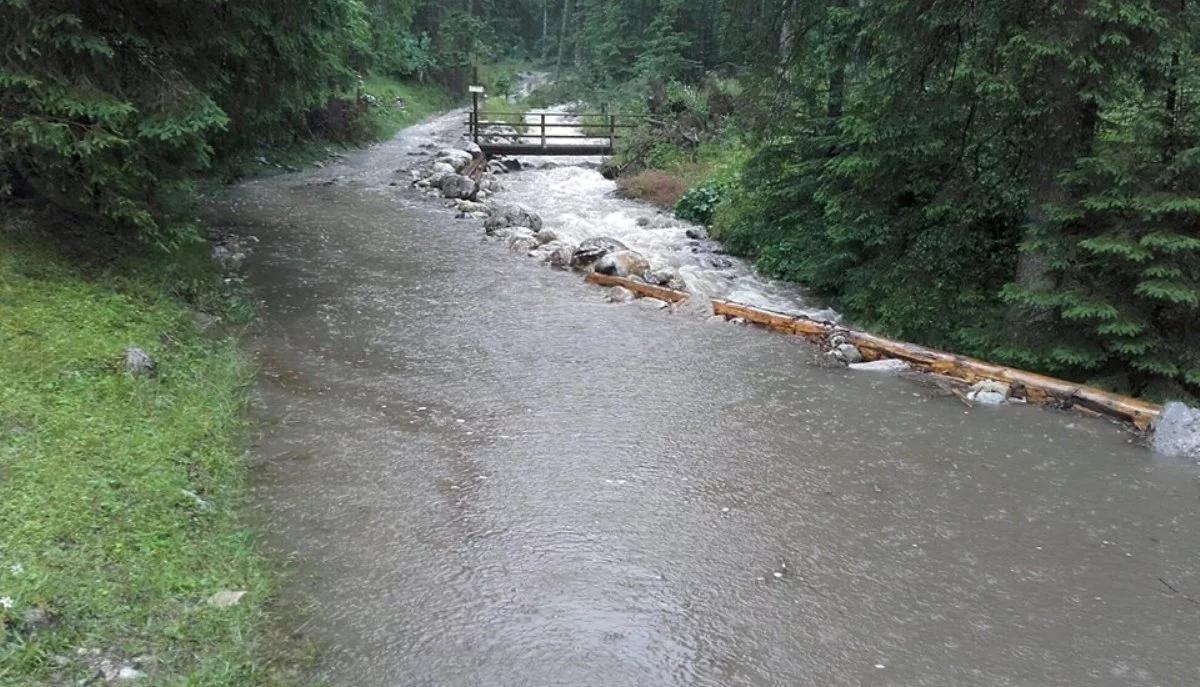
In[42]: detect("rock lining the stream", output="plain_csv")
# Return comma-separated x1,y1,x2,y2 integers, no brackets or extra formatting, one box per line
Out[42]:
1154,402,1200,459
571,237,628,268
593,249,651,278
484,204,544,233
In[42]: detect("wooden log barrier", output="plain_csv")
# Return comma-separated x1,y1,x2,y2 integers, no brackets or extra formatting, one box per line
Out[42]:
585,275,1161,430
585,273,690,303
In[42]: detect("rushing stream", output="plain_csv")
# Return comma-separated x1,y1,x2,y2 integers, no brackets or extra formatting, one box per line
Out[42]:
205,108,1200,686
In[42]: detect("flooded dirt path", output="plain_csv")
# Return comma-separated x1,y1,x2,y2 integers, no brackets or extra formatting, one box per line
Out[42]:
206,112,1200,686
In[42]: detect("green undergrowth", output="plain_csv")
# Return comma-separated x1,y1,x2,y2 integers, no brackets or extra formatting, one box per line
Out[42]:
207,74,454,187
0,222,302,685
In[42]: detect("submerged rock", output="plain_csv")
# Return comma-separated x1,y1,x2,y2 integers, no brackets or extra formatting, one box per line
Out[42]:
830,343,863,365
593,249,651,278
506,229,539,253
638,297,670,311
1154,402,1200,459
545,244,576,269
967,380,1011,406
484,204,543,234
571,237,628,268
849,359,910,373
440,174,477,200
607,286,636,303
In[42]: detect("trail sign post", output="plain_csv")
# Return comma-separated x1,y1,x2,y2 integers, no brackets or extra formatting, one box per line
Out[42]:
469,86,485,143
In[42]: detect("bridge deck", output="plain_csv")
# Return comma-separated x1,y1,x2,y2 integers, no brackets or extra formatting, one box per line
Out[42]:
479,142,614,157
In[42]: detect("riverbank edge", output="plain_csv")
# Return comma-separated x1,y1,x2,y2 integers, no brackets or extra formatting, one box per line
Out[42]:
409,129,1180,449
0,74,470,685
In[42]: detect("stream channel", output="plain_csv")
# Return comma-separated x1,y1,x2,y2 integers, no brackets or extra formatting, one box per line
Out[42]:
203,106,1200,686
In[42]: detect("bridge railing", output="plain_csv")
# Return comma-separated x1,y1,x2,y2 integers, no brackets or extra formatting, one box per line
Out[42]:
466,109,653,156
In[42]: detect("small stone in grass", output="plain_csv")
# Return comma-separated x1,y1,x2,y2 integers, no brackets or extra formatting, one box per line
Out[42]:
206,590,248,608
124,347,156,376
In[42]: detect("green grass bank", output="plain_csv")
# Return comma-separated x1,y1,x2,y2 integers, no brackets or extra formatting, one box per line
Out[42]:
0,223,297,685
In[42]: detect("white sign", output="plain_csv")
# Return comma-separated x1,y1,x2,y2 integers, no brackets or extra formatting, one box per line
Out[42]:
468,86,485,94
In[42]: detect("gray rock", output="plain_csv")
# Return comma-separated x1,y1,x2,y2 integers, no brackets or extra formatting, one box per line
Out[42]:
210,244,246,271
686,227,709,240
644,266,679,286
23,607,52,629
1154,402,1200,459
535,227,559,245
636,217,652,227
191,312,220,333
707,255,735,269
594,250,651,278
638,298,669,311
440,174,477,200
206,590,248,608
507,230,539,253
545,244,576,270
484,205,543,234
455,199,490,214
607,286,636,303
462,142,483,157
831,343,864,365
116,666,147,681
436,148,474,172
848,359,910,373
571,237,628,268
124,347,156,376
967,380,1011,406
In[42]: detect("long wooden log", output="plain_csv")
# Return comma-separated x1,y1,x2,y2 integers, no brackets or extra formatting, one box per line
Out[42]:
585,273,690,303
584,278,1160,429
707,300,1160,430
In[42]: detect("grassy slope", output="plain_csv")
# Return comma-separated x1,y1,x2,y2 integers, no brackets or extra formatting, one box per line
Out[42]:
0,74,454,685
0,228,294,685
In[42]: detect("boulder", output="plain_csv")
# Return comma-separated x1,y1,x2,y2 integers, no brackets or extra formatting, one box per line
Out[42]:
707,255,735,269
436,148,474,172
440,174,477,200
830,343,864,365
607,286,636,303
644,266,679,286
545,244,576,269
594,249,651,278
428,161,456,178
1154,402,1200,459
686,227,709,240
508,234,539,253
484,205,543,234
462,141,483,157
967,380,1011,406
499,157,522,172
535,227,559,245
638,298,669,311
571,237,628,268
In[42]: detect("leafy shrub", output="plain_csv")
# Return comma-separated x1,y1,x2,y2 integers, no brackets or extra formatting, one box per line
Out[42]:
675,180,725,226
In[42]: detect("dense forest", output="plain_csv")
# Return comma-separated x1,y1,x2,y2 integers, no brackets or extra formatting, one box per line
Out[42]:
3,0,1198,400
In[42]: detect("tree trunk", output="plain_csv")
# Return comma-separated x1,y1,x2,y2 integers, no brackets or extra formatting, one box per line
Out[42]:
542,0,550,60
556,0,573,78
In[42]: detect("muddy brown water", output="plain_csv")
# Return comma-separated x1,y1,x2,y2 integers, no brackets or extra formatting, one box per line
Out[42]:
206,113,1200,686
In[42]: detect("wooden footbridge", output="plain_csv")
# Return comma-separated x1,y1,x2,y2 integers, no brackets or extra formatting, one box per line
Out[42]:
468,92,643,156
